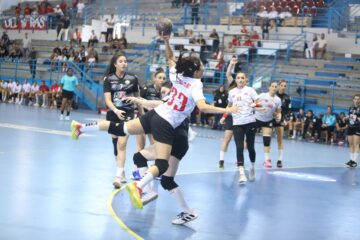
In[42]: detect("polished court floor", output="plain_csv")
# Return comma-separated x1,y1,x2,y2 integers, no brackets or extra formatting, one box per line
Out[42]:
0,103,359,240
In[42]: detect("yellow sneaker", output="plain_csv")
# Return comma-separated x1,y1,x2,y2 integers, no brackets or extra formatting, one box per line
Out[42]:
125,182,143,209
70,120,82,140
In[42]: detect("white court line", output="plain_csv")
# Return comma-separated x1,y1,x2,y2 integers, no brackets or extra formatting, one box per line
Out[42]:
0,122,93,137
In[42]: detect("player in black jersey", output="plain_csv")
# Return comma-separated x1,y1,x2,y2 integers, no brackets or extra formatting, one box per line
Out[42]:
345,94,360,168
103,52,144,188
273,79,291,168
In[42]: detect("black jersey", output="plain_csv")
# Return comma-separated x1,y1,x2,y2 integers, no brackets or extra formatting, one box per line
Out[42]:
304,114,318,125
348,105,360,128
141,83,161,100
103,73,139,113
276,92,291,118
337,117,348,128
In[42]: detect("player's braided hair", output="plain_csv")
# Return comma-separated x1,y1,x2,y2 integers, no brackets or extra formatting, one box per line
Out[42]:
175,51,201,78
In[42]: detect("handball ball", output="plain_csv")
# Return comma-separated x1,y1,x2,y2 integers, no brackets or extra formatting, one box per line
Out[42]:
156,18,173,36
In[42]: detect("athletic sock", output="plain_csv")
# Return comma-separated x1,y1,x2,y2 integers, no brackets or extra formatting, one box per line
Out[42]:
170,187,191,213
220,151,225,161
81,122,99,131
265,152,270,160
116,167,124,177
354,152,359,163
137,172,154,189
278,150,283,161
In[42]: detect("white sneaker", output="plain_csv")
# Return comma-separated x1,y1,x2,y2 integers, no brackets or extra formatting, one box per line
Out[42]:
41,104,46,108
141,190,158,206
65,116,70,121
188,127,198,142
238,167,247,184
172,210,198,225
249,167,256,181
60,114,64,120
34,103,39,107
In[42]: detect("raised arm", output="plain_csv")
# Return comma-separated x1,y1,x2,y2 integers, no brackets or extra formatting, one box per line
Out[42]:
226,57,238,85
163,36,176,68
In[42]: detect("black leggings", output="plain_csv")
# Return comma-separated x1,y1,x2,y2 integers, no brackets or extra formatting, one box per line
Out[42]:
233,122,257,167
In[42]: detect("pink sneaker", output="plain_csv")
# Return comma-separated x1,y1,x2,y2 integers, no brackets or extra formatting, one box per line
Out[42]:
264,159,272,168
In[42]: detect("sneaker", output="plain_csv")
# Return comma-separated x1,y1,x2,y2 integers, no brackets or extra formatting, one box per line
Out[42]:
219,160,224,170
277,160,283,168
113,177,122,189
141,190,158,206
125,182,143,209
172,210,198,225
34,103,39,107
41,104,46,108
70,120,82,140
291,134,296,139
249,167,256,181
345,160,357,168
188,128,197,142
60,114,64,120
119,172,127,183
65,116,70,121
131,170,141,180
238,167,247,184
264,159,272,168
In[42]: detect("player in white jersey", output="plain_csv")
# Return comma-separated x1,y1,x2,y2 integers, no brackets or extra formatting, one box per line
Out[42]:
19,79,31,105
29,82,40,106
9,81,22,103
5,80,15,103
1,80,8,102
227,71,259,184
255,82,282,168
70,35,238,209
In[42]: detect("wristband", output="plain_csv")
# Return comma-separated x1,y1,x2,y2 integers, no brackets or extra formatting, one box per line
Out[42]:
222,113,228,119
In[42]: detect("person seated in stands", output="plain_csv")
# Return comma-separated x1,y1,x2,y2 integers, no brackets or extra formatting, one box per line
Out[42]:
231,35,241,46
256,5,268,25
188,29,196,43
209,28,220,50
87,53,96,68
279,6,292,25
305,34,318,59
240,25,248,34
50,52,59,71
243,36,254,47
196,34,205,44
9,44,23,61
15,3,22,17
62,44,69,59
315,33,327,59
250,31,261,40
71,28,82,46
317,0,325,8
267,6,279,26
49,80,62,108
87,47,98,62
225,42,235,53
88,30,98,47
60,0,68,14
76,0,86,19
38,80,49,108
107,35,114,49
78,45,88,63
1,32,10,48
335,112,348,145
24,4,32,16
303,110,321,142
0,41,9,58
321,106,336,144
38,2,46,15
53,45,61,55
215,58,225,71
119,33,128,49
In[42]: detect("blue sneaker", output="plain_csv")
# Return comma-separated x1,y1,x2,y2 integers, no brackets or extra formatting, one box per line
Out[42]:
132,170,141,180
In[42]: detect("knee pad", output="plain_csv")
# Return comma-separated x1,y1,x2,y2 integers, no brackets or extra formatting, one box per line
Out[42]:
112,138,118,156
160,176,178,191
108,121,126,136
263,136,271,147
155,159,169,176
133,152,148,168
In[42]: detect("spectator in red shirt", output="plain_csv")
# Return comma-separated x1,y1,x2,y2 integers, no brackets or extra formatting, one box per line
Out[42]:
24,4,32,16
240,25,248,34
231,35,241,46
15,4,21,16
39,80,49,108
243,36,254,47
60,0,68,13
38,4,47,15
46,5,54,14
250,31,261,40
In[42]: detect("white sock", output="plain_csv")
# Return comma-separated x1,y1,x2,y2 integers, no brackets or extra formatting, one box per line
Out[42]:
293,130,297,137
116,167,124,177
81,122,99,131
265,152,270,160
138,167,148,177
220,151,226,161
350,152,354,161
170,187,191,213
354,153,359,162
238,166,245,174
278,150,283,161
137,172,154,189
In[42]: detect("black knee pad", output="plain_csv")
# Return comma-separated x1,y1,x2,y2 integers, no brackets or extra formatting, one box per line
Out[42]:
263,136,271,147
112,138,118,156
160,176,178,191
133,152,148,168
108,121,126,136
155,159,169,176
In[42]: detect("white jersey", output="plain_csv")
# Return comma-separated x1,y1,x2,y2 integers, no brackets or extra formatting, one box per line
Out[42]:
255,92,282,122
10,83,18,92
14,84,22,93
22,83,31,93
154,66,205,128
31,85,39,93
228,86,258,125
7,82,15,91
1,82,8,89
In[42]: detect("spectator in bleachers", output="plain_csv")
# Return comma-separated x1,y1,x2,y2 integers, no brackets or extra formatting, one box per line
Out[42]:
88,30,98,47
215,57,225,71
54,5,64,17
49,80,62,108
196,34,205,45
268,6,279,26
22,33,32,59
53,45,61,55
29,81,39,106
39,80,49,107
305,34,318,59
38,2,46,15
250,31,261,40
243,36,254,47
335,112,348,145
279,6,292,25
9,44,23,61
303,109,321,142
87,53,96,68
261,19,272,40
231,35,241,46
28,47,37,79
60,0,67,14
1,32,10,48
191,0,200,24
87,47,98,62
61,44,69,58
321,106,336,144
315,33,327,59
24,3,32,16
209,28,220,51
105,13,116,43
76,0,85,19
0,41,8,58
256,5,268,26
19,79,31,105
240,25,248,34
224,42,235,53
71,28,82,46
119,33,128,49
15,3,21,17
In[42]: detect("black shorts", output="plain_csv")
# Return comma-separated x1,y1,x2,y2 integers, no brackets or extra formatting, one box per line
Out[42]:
273,120,285,127
224,115,233,131
62,89,74,100
171,121,189,160
139,110,175,145
347,127,360,136
256,119,274,129
106,109,135,123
